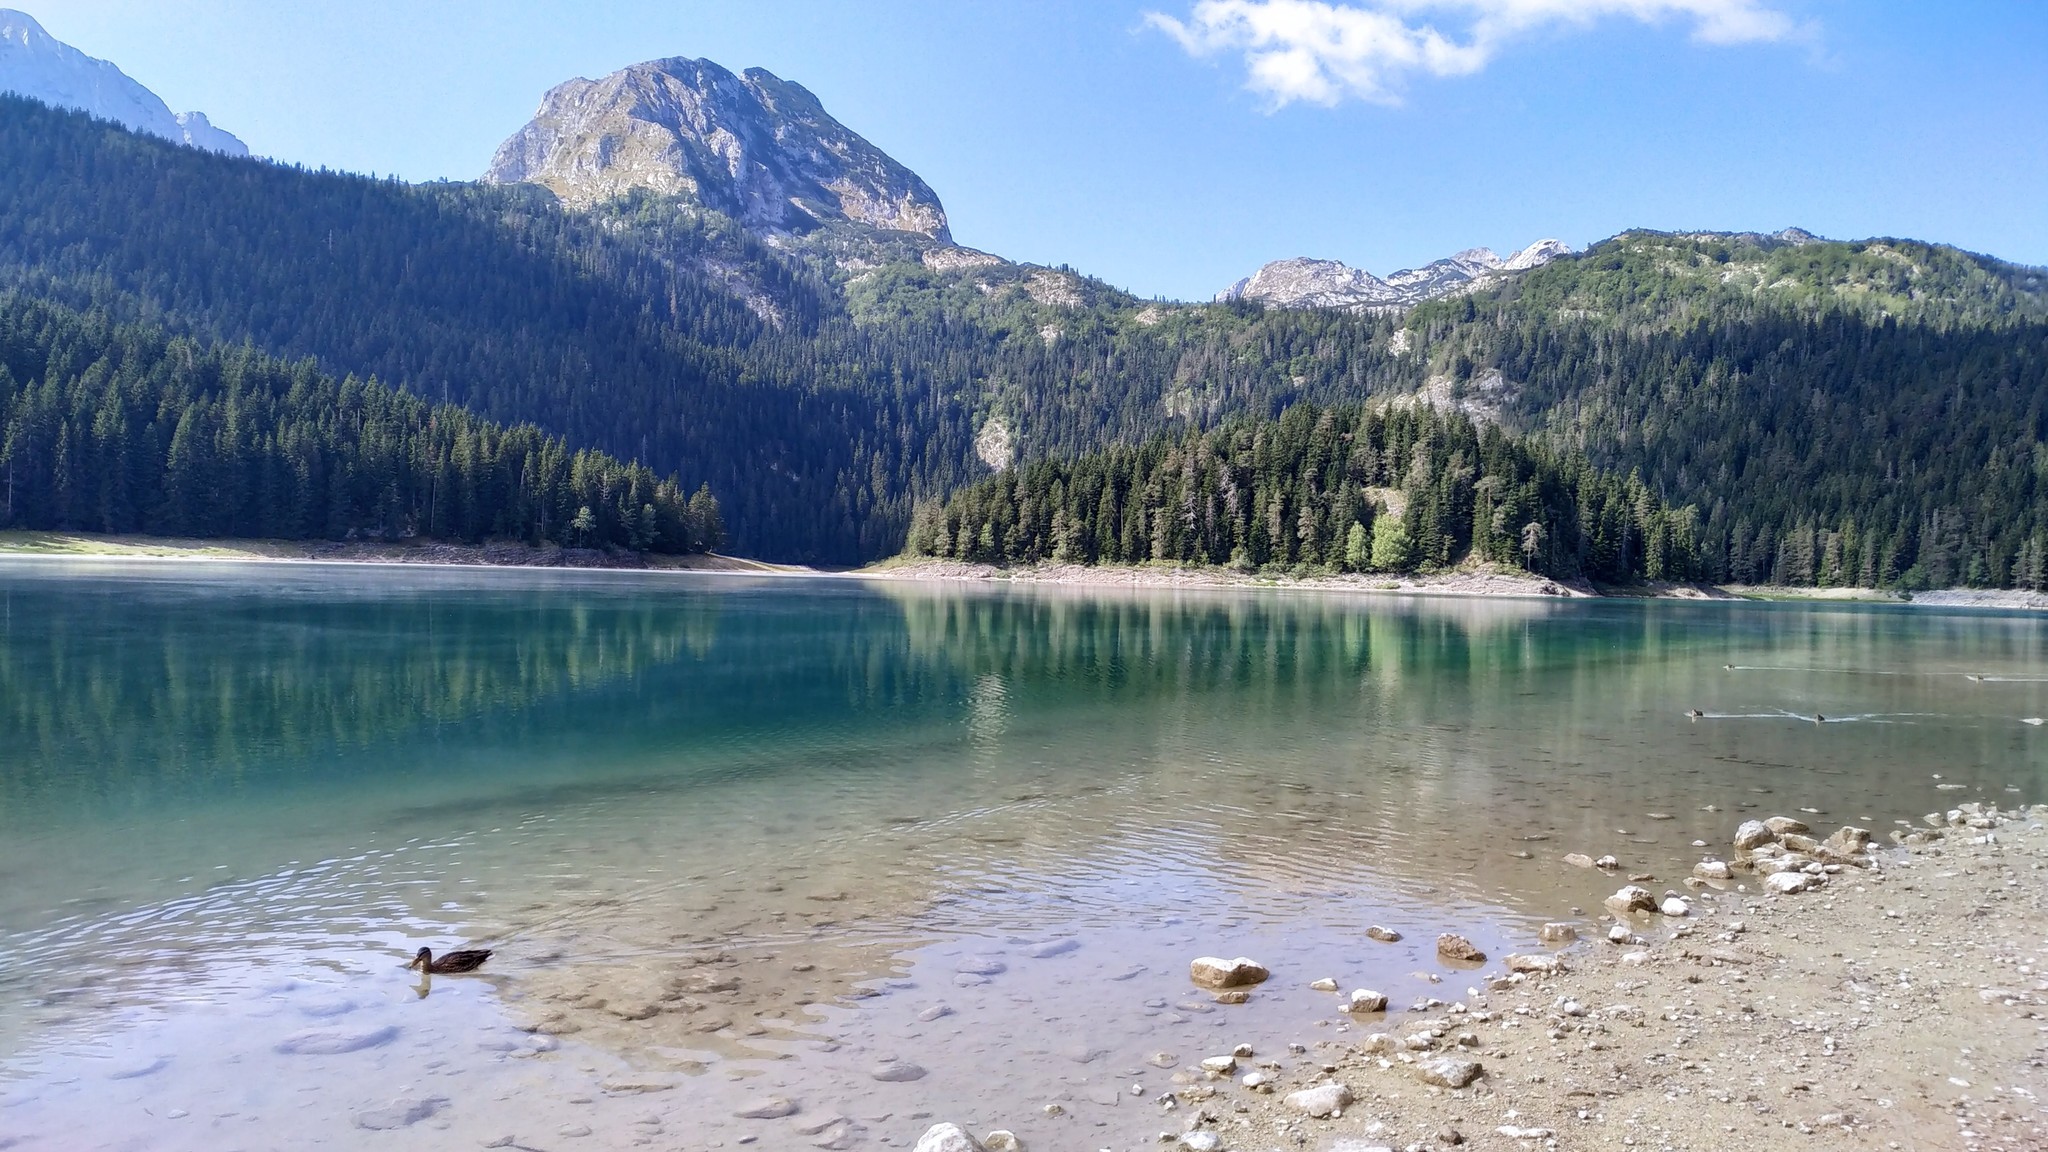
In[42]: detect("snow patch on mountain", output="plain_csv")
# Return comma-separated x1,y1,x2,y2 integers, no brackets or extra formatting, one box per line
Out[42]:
0,9,247,156
1219,239,1572,311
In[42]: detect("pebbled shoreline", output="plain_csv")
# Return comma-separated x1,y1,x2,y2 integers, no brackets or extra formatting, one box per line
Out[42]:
1144,804,2048,1152
909,802,2048,1152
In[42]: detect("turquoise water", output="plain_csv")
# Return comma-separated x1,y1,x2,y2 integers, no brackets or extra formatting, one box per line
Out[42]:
0,560,2043,1150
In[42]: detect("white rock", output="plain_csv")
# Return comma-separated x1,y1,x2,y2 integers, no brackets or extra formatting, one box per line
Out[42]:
1504,954,1562,974
982,1131,1024,1152
1283,1081,1354,1117
1309,977,1340,992
1416,1057,1483,1088
1344,989,1389,1013
1764,871,1813,894
1660,897,1690,917
914,1123,987,1152
1603,886,1656,916
1189,956,1269,989
1733,820,1775,850
1692,860,1732,880
1200,1055,1237,1074
1178,1132,1222,1152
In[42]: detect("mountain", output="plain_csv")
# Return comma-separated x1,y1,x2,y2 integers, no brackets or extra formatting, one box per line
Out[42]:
1219,240,1571,311
3,77,2047,591
484,56,949,241
0,9,246,155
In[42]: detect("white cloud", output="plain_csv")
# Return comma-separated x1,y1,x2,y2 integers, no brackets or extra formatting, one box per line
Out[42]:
1146,0,1804,106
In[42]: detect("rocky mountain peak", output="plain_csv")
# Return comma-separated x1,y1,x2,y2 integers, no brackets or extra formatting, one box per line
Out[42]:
484,56,950,241
0,8,247,155
1219,239,1571,311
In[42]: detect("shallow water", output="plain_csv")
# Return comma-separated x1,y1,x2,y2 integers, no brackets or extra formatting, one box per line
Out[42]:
0,559,2043,1150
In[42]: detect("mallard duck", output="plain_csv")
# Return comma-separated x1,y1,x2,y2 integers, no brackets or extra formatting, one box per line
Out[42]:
408,946,492,974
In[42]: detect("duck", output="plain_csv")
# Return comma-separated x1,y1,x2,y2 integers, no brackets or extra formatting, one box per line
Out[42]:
1686,708,1705,719
1813,714,1827,724
408,946,493,974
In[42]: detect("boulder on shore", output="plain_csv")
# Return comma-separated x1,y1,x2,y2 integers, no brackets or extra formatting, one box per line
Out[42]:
915,1123,987,1152
1284,1081,1354,1117
1417,1056,1484,1088
1733,820,1775,850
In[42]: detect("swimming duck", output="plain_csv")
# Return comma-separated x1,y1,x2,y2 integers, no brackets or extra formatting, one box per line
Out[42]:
408,946,493,974
1813,714,1827,724
1686,708,1705,719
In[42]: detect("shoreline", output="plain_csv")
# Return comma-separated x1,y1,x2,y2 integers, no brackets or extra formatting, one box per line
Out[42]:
4,532,2046,611
914,801,2048,1152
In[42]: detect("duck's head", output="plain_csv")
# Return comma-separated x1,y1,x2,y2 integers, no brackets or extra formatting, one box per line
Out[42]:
407,947,432,971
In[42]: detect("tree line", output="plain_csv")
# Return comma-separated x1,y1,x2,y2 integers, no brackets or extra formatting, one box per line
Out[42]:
0,296,722,552
907,402,1702,584
4,96,2047,587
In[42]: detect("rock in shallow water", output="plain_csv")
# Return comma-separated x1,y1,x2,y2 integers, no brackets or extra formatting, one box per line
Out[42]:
1366,925,1403,942
871,1060,928,1082
1435,934,1486,963
1603,886,1656,917
1188,956,1268,989
275,1026,399,1055
1343,989,1388,1012
352,1095,447,1131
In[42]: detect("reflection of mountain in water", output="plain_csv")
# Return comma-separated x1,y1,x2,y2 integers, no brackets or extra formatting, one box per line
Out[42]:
0,562,722,806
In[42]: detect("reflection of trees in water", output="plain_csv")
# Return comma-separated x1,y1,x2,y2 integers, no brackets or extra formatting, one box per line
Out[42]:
884,583,1575,696
0,576,722,805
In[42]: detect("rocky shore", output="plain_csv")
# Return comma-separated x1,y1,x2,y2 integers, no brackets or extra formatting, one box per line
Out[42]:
912,802,2048,1152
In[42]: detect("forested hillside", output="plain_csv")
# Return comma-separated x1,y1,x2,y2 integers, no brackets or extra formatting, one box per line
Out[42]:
908,402,1700,584
1408,232,2048,588
0,96,964,561
1,95,2045,588
0,296,722,552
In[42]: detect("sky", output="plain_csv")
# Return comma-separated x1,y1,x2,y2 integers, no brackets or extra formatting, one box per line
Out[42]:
29,0,2048,300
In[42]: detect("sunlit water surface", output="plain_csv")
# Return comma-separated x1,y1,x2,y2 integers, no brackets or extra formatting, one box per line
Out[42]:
0,560,2042,1150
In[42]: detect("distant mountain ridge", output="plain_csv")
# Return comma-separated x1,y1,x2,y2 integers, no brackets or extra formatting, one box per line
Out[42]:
1219,239,1574,311
484,56,949,241
0,9,245,155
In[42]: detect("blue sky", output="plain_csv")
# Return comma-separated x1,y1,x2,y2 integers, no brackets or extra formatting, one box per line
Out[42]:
35,0,2048,300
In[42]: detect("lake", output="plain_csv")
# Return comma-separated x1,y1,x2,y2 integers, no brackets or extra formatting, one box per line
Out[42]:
0,559,2042,1151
